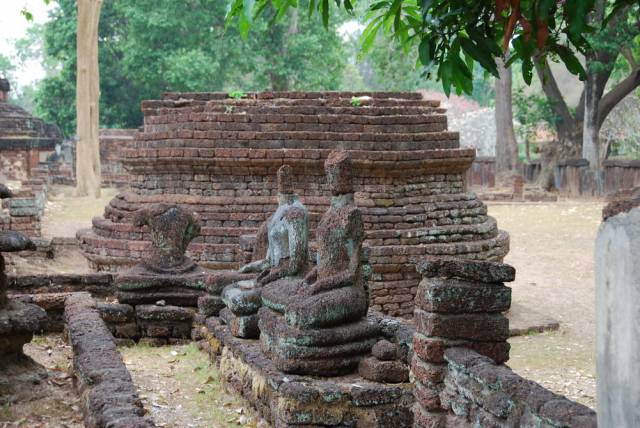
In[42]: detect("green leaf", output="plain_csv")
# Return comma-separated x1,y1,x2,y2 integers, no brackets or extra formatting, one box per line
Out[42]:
418,37,433,65
556,45,587,80
459,37,499,78
243,0,255,21
522,58,533,85
322,0,329,28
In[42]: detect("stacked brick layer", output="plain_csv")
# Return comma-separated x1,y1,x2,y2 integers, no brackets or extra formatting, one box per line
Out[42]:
78,91,509,317
0,101,61,180
0,179,47,237
411,260,513,426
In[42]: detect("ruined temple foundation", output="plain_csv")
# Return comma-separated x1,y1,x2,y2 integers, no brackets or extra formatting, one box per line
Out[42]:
78,91,509,317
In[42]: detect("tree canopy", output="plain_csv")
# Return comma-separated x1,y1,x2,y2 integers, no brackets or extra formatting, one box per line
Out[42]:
227,0,639,96
35,0,348,136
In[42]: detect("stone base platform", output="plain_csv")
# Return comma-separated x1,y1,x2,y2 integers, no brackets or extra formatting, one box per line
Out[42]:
202,317,414,427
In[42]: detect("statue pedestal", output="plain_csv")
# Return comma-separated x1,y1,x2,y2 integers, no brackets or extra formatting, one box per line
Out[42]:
202,316,414,428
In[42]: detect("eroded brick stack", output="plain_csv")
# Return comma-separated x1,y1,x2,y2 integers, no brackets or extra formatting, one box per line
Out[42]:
78,91,509,317
0,179,47,237
412,259,513,426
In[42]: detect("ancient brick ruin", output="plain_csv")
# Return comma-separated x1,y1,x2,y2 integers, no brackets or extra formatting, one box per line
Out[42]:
79,91,509,317
0,78,62,181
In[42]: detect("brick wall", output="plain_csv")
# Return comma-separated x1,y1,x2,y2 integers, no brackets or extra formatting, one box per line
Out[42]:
78,91,509,317
100,129,136,187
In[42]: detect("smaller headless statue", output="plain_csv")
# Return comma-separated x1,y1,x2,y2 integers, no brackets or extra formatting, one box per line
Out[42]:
221,165,309,338
115,204,207,306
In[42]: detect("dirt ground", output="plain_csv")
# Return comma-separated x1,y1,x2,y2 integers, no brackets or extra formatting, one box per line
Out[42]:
119,343,258,428
0,335,82,428
490,200,603,409
41,186,118,239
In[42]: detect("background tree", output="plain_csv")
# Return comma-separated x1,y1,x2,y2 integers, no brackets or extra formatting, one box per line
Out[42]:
495,57,518,179
75,0,102,198
34,0,347,137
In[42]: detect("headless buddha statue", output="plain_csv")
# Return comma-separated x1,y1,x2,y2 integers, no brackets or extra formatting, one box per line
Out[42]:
115,204,211,306
259,151,380,376
220,164,309,338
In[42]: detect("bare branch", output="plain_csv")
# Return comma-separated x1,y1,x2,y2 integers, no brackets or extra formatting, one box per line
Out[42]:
621,47,639,69
598,67,640,128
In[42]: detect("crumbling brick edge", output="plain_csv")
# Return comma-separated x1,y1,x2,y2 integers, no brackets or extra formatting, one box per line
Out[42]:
64,293,155,428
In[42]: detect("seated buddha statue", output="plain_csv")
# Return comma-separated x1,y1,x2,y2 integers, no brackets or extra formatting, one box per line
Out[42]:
259,151,380,376
220,164,310,338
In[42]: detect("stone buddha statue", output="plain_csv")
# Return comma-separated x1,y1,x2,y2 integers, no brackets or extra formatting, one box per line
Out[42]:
259,151,380,376
221,165,310,338
116,204,211,306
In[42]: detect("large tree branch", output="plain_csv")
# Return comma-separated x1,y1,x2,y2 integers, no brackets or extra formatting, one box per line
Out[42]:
535,58,576,138
621,47,638,69
598,67,640,128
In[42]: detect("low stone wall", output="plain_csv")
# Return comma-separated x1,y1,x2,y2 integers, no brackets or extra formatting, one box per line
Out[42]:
442,348,596,427
411,259,596,427
8,272,114,296
64,293,155,427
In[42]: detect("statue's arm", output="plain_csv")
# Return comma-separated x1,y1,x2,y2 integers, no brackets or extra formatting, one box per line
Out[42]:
239,218,271,273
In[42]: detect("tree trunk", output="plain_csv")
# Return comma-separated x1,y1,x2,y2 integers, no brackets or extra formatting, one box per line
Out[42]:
75,0,102,198
582,71,601,169
582,0,606,171
494,57,519,182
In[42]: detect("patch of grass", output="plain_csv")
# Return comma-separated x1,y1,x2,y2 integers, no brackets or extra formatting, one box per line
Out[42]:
228,90,247,100
0,403,13,421
350,96,362,107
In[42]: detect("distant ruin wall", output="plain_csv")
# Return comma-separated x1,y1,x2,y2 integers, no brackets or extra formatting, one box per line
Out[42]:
468,157,640,196
99,128,136,188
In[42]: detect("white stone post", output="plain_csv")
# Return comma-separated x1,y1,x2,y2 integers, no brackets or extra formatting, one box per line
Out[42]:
596,206,640,427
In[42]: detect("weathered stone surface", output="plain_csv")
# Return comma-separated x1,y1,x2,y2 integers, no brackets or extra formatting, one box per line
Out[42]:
415,309,509,341
596,205,640,428
413,333,510,365
197,294,225,317
0,300,47,355
417,259,515,283
97,303,135,323
222,282,262,315
358,356,409,383
64,293,155,427
443,347,596,428
205,314,414,427
371,339,398,361
219,307,259,339
135,304,193,322
116,287,203,307
416,277,511,313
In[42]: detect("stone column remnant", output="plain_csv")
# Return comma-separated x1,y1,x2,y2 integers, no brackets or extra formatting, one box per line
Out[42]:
411,258,514,427
0,184,47,358
596,189,640,428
